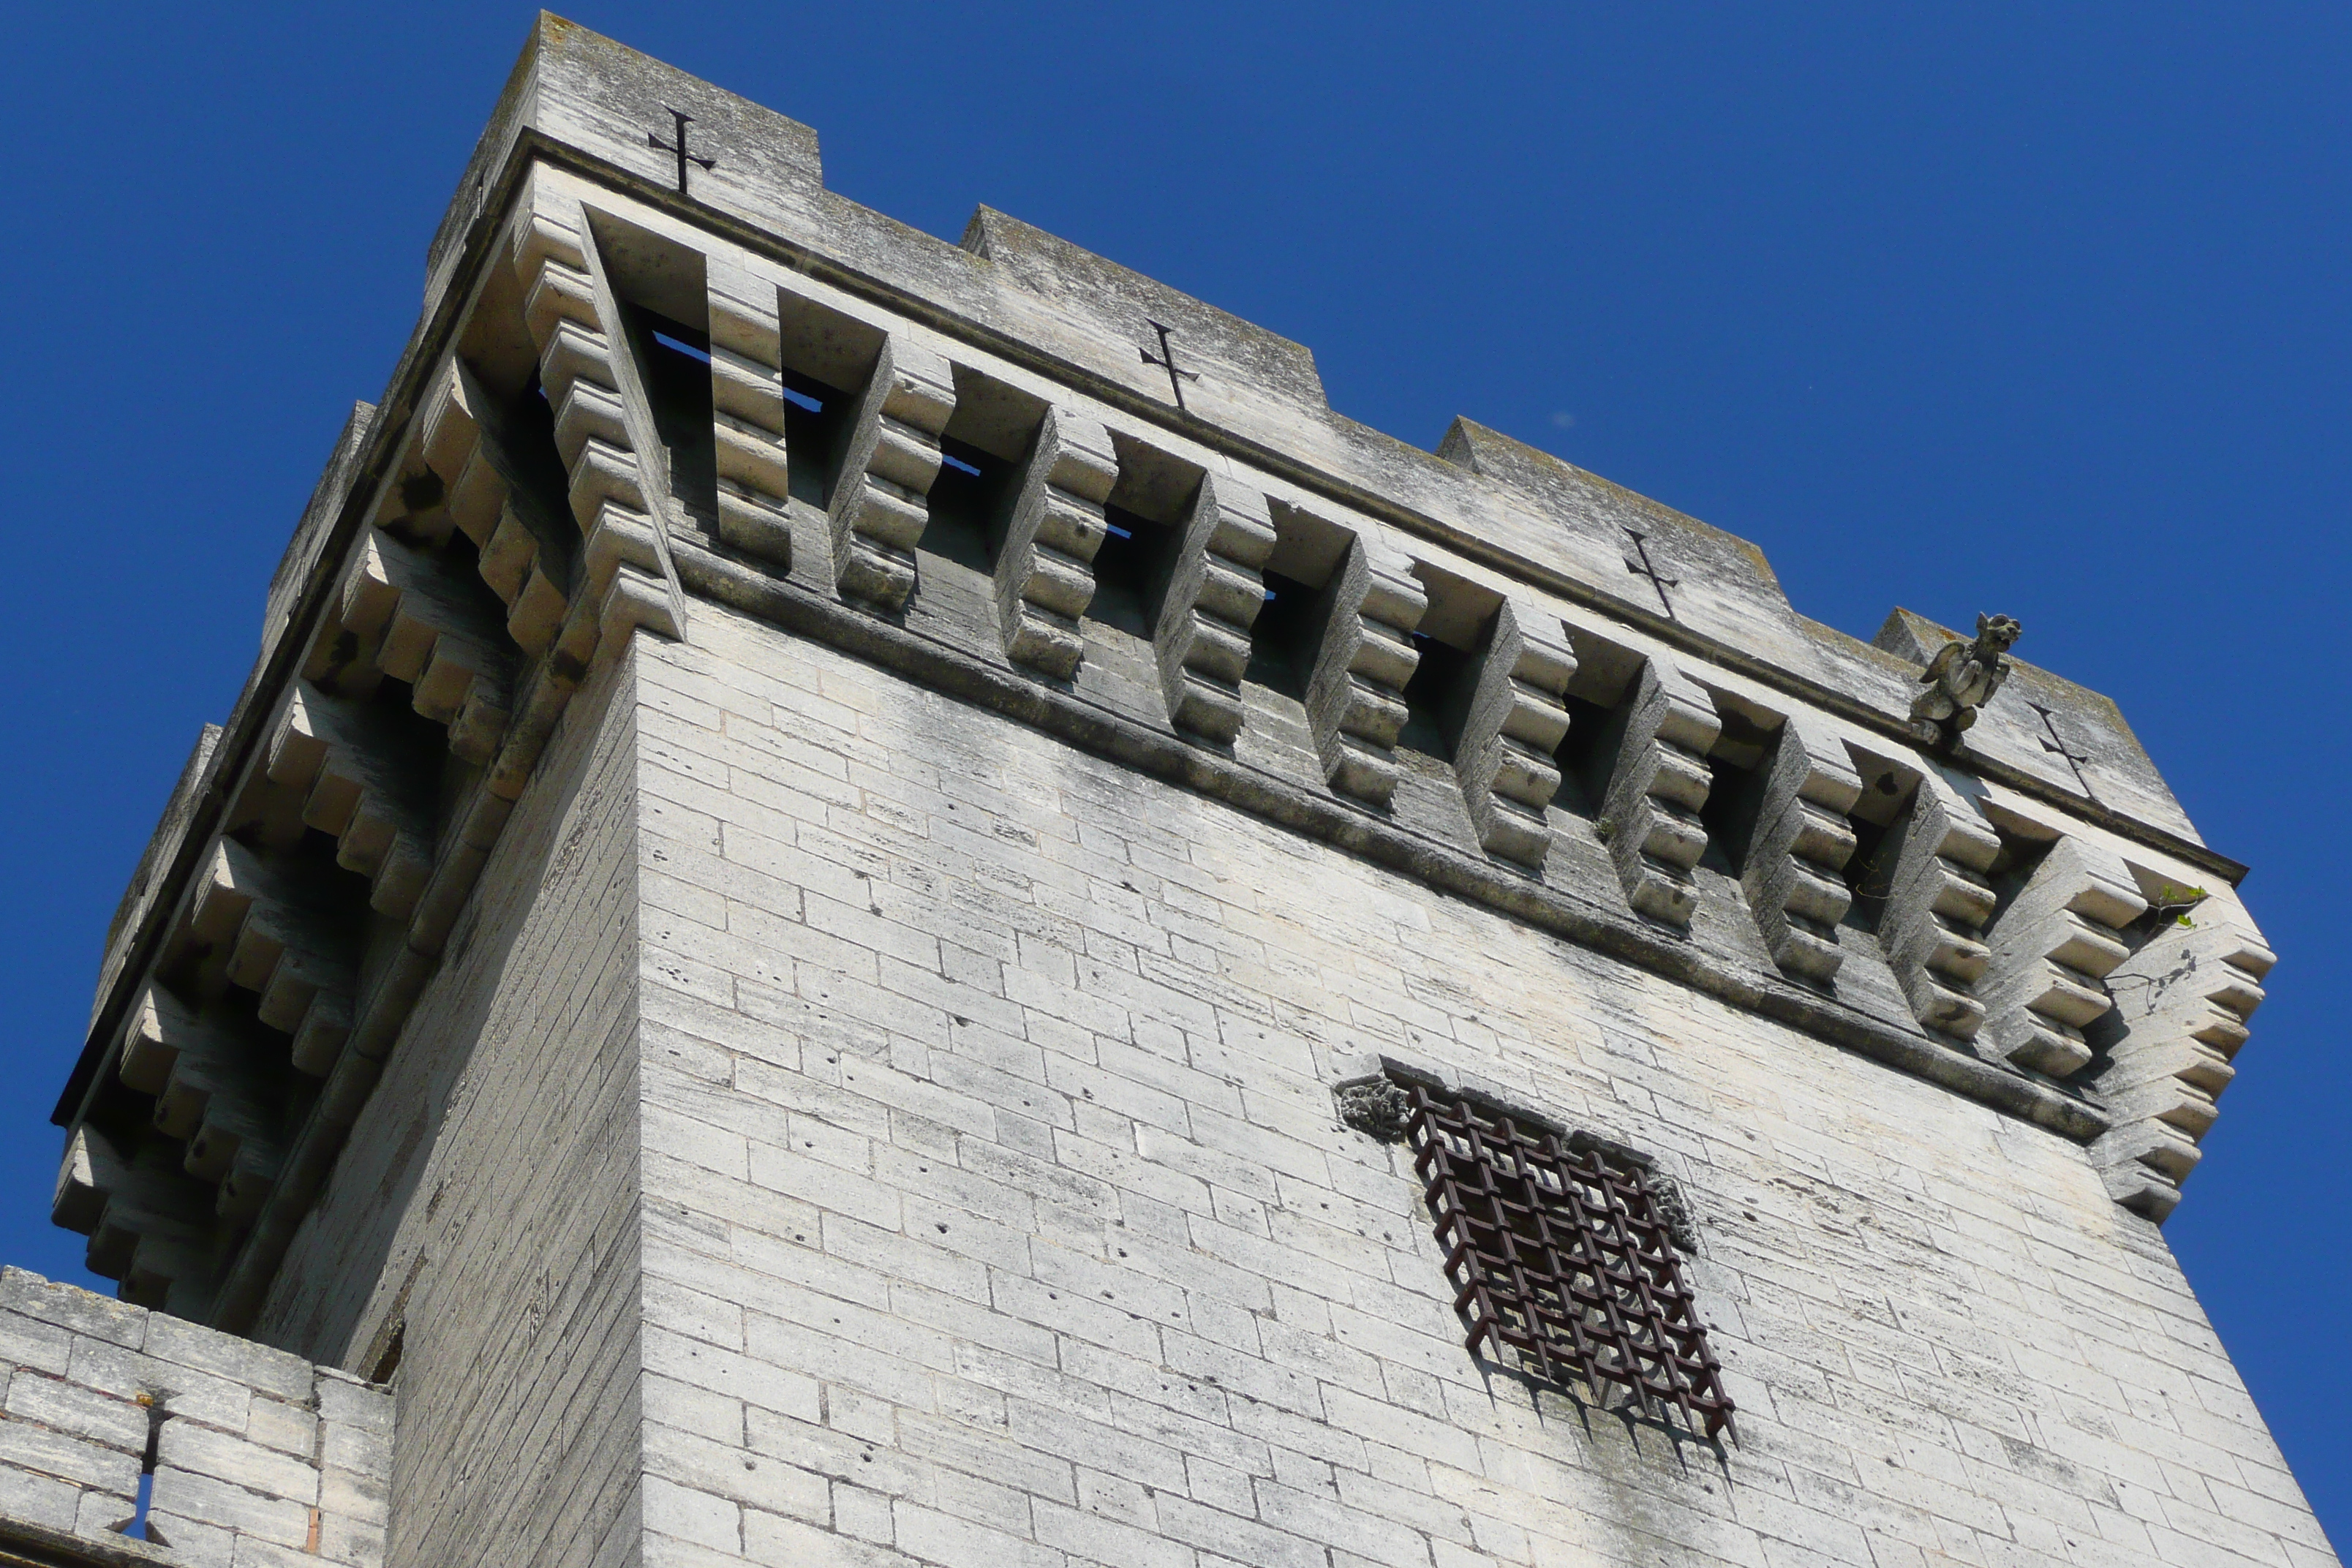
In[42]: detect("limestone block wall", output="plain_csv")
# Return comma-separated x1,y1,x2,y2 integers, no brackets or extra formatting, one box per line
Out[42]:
0,1269,386,1568
248,658,644,1568
627,604,2336,1568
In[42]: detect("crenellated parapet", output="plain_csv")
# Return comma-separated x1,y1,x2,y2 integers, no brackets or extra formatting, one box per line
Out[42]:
52,29,2275,1341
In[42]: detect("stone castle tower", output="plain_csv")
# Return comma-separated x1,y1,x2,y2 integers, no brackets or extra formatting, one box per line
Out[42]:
0,15,2329,1568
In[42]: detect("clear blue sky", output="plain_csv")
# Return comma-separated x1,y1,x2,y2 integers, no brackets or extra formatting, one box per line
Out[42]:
3,0,2342,1539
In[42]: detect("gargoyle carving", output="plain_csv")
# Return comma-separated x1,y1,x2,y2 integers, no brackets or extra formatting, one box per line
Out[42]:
1910,613,2021,747
1335,1078,1414,1142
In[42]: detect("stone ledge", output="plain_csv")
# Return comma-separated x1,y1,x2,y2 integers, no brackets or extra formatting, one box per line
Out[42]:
671,538,2111,1147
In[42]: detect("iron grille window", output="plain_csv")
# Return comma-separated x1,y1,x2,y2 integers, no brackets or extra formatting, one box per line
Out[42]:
1403,1082,1735,1441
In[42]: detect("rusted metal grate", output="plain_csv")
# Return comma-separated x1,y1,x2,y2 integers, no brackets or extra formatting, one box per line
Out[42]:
1404,1082,1735,1441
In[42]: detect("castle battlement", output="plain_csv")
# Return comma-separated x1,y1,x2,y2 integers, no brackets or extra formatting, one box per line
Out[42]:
26,16,2322,1568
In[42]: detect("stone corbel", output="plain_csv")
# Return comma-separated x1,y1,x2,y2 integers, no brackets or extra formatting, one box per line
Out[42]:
72,979,294,1312
992,407,1118,679
706,265,794,568
72,1134,215,1313
433,358,576,660
1153,473,1275,744
108,986,286,1222
1452,600,1575,870
1741,712,1863,981
151,1035,273,1181
1304,535,1428,809
1580,648,1719,928
1978,835,2146,1077
1871,767,2000,1039
169,840,358,1077
410,361,505,549
264,682,439,922
50,1124,127,1235
506,186,682,655
830,336,954,611
2089,898,2274,1221
309,531,518,765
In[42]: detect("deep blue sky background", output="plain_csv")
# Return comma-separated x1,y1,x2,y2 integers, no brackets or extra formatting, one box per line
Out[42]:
2,0,2342,1538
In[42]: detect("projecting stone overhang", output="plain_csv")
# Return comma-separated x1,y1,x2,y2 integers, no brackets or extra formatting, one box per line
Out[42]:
49,12,2269,1333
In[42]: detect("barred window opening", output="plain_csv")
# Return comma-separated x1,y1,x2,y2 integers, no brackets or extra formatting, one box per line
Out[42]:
1403,1082,1736,1441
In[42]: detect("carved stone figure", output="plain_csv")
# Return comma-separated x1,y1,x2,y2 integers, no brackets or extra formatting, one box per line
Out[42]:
1910,613,2021,747
1334,1078,1414,1142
